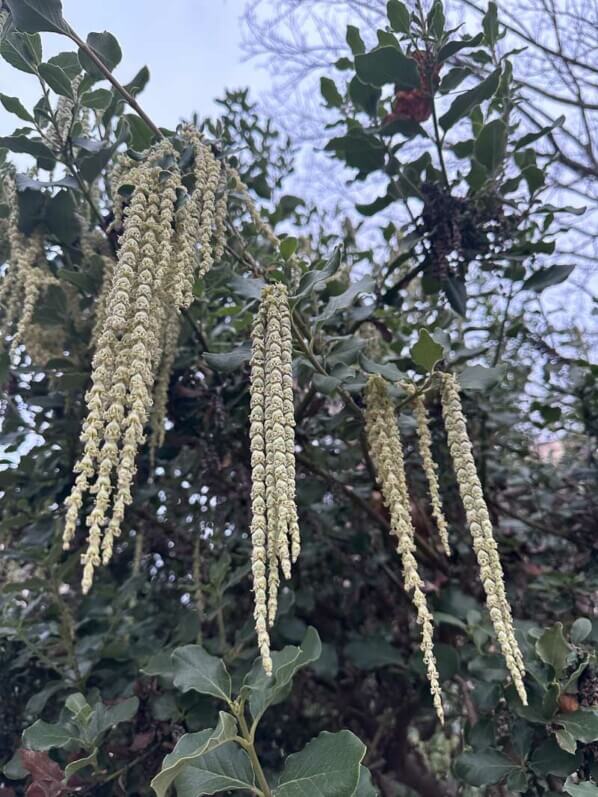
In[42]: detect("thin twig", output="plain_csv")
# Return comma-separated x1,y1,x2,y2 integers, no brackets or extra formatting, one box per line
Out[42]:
296,449,448,573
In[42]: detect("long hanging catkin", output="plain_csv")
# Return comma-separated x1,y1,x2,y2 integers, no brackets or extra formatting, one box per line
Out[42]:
77,159,167,590
410,390,450,557
249,283,299,675
440,372,527,704
280,296,300,563
149,308,181,465
44,75,83,152
365,375,444,723
0,175,59,358
249,299,271,674
174,126,228,309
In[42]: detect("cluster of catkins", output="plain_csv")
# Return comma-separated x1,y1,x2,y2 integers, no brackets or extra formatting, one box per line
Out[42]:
249,283,300,674
365,375,445,722
0,175,60,359
0,98,527,708
62,130,229,593
1,74,101,366
365,374,527,718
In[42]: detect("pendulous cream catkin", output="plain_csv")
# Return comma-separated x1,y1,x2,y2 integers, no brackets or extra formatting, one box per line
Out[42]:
441,372,527,704
410,389,450,557
249,283,299,675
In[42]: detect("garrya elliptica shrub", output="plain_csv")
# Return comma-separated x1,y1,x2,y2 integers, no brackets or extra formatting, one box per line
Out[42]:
3,0,596,794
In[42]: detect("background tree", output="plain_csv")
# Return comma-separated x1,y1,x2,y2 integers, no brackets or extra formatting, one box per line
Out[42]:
241,0,598,311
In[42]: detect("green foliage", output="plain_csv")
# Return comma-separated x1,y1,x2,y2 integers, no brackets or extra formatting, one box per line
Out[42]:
355,46,420,90
172,646,232,702
565,777,598,796
78,30,122,77
320,77,343,109
454,749,521,787
410,329,444,372
241,627,322,723
171,746,256,796
439,67,501,131
0,28,42,73
151,713,239,797
0,1,596,795
148,628,366,796
524,264,576,292
17,693,139,790
5,0,69,35
0,92,35,121
80,87,113,110
274,730,366,796
386,0,410,34
451,617,598,791
345,25,365,56
482,2,500,45
536,623,571,679
474,118,507,173
38,61,74,97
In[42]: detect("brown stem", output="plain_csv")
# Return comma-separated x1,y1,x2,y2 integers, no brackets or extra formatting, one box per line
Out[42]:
35,78,106,228
216,605,227,652
181,307,208,350
50,577,83,686
88,744,160,790
487,498,574,541
383,705,456,797
455,675,478,727
290,311,363,418
296,449,447,574
295,384,317,422
431,98,450,190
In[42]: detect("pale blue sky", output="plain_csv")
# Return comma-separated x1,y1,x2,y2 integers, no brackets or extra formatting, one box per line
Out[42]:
0,0,269,135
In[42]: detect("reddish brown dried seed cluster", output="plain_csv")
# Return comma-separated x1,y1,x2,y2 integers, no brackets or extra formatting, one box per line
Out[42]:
385,50,441,124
